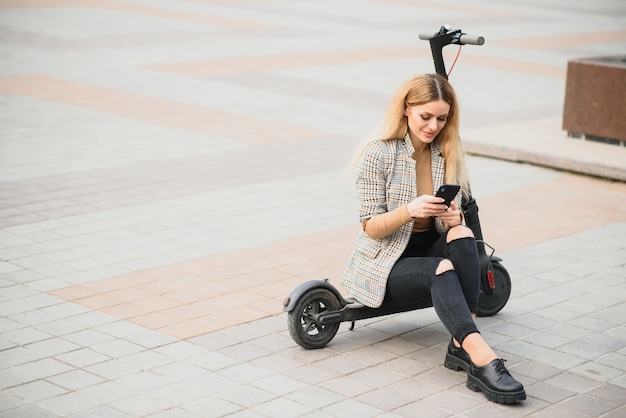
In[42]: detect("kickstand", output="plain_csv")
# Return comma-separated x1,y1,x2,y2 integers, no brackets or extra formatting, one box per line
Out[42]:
349,321,356,331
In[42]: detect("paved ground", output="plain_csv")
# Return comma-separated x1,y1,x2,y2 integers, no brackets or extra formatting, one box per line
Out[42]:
1,0,625,417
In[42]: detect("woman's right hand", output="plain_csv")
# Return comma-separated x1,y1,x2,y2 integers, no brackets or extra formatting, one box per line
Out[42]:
407,195,447,219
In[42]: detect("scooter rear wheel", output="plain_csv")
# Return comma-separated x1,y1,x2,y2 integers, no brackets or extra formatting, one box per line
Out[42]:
476,262,511,317
287,288,341,349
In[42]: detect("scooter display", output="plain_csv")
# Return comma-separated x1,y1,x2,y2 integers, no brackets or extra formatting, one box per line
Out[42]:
283,26,512,350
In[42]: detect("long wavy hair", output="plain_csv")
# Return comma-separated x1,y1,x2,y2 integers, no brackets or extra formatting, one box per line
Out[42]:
354,73,470,199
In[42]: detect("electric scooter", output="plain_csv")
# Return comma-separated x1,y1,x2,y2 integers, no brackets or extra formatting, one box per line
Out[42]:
283,26,512,350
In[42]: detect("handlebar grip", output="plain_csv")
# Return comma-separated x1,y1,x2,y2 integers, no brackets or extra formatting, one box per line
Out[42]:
459,34,485,45
419,32,485,45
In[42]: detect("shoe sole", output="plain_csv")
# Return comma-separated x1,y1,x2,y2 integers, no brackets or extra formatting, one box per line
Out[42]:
466,374,526,404
444,353,470,373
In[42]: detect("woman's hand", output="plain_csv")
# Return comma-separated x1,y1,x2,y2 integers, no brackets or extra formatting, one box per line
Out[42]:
407,196,462,227
437,200,463,227
406,195,448,219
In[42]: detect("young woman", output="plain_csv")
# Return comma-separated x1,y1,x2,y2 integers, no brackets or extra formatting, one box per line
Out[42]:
342,73,525,404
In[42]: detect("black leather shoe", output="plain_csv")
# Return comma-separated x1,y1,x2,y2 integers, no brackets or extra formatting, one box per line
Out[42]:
444,339,471,372
467,359,526,404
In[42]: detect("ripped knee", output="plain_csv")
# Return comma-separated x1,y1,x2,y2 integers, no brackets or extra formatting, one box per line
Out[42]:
446,225,474,242
435,258,454,275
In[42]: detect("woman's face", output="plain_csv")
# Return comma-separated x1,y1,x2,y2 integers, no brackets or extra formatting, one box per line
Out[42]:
404,99,450,147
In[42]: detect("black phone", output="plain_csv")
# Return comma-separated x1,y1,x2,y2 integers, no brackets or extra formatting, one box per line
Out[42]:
435,184,460,207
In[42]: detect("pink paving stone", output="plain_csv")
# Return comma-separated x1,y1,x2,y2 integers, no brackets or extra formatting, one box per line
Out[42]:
157,314,239,339
73,293,125,310
131,312,180,330
0,76,324,145
0,0,266,29
101,302,153,320
49,285,98,301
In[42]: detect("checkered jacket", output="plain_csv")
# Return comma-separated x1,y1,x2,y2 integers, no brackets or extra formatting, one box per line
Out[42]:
341,134,456,308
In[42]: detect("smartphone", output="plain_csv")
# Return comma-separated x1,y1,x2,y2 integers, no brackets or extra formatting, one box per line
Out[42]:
435,184,460,207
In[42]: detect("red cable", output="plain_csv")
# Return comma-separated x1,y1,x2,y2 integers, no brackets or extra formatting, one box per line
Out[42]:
447,45,462,78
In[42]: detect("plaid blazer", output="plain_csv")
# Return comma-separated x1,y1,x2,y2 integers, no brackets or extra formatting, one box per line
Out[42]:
341,134,458,308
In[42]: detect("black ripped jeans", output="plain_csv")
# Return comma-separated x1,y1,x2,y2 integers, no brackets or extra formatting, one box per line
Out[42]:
385,229,480,345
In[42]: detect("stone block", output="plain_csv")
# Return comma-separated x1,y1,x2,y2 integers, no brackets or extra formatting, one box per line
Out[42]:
562,56,626,144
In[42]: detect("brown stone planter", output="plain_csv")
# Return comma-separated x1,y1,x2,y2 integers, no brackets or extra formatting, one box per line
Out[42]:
562,56,626,144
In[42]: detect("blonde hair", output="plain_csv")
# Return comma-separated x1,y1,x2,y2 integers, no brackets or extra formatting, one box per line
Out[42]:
353,73,470,199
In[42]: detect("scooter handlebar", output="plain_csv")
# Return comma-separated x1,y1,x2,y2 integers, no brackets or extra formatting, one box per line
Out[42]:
418,32,485,45
459,34,485,45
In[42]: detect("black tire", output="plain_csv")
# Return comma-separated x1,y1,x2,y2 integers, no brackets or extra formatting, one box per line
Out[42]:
287,288,341,349
476,262,512,317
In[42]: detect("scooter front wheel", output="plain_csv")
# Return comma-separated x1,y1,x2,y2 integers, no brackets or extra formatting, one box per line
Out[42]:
287,288,341,349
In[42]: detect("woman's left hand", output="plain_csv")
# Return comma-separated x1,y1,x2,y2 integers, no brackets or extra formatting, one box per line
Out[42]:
436,200,462,227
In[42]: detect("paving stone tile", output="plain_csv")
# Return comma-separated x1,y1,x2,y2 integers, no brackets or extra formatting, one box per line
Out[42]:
122,330,178,349
252,397,314,418
596,352,626,372
147,382,208,407
36,392,100,416
152,361,208,381
546,323,596,340
11,380,68,404
83,358,142,380
311,352,370,375
46,369,105,391
250,374,309,396
182,396,241,417
2,327,53,346
0,270,45,284
322,398,384,418
521,331,571,349
0,403,62,418
12,357,74,380
114,370,173,393
544,372,601,393
90,339,145,358
391,401,453,417
560,393,618,417
425,388,487,414
509,359,562,381
602,405,626,418
153,341,207,360
70,405,133,418
557,340,615,361
282,364,342,386
0,389,26,412
54,347,111,368
109,393,176,417
74,381,137,404
569,361,624,383
526,381,576,403
248,352,307,374
216,385,276,409
117,349,173,371
0,284,40,303
94,319,150,338
533,350,586,371
218,363,275,385
462,392,541,418
0,366,38,391
61,329,115,347
217,341,275,362
609,373,626,389
70,310,119,328
585,382,626,405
